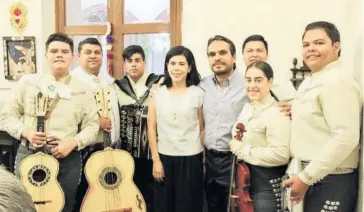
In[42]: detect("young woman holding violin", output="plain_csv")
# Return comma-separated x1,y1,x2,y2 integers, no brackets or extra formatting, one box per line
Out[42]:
229,60,290,211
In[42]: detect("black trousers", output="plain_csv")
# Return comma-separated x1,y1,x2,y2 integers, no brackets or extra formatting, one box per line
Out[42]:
153,153,203,212
204,148,232,212
248,164,286,212
15,145,81,212
134,157,154,212
304,171,358,212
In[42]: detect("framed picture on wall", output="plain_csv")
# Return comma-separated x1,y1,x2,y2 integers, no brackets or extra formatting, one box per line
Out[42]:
2,36,36,81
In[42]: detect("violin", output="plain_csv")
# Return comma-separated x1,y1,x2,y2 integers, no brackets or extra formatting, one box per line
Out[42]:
227,123,254,212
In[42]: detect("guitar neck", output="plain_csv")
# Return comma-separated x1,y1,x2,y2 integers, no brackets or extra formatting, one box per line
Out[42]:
37,116,45,133
36,116,47,153
103,131,112,148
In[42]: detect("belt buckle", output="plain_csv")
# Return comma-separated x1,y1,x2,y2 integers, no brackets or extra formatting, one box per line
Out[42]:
300,161,354,175
331,168,354,174
209,149,223,154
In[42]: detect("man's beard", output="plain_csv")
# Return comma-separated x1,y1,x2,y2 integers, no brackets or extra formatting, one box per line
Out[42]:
212,65,232,76
213,69,230,76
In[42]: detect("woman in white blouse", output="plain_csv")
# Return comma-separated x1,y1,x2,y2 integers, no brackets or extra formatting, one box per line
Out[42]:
147,46,204,212
230,60,290,212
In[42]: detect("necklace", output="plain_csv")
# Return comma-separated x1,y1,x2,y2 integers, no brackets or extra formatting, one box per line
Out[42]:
169,88,187,121
171,96,180,121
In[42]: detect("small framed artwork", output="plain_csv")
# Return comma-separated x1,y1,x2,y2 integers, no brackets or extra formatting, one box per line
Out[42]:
2,36,36,80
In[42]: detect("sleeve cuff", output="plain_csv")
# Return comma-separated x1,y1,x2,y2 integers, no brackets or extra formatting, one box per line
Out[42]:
16,127,26,140
236,144,252,160
298,170,315,185
73,137,84,150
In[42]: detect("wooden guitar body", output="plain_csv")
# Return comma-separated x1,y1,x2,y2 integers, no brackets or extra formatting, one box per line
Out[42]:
19,152,64,212
81,147,146,212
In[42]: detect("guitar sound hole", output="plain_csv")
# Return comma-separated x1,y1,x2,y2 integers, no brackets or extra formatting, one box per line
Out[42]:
104,172,118,185
32,169,46,182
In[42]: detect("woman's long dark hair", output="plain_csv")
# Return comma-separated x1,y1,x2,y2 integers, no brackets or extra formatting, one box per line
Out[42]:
162,46,201,88
246,61,279,101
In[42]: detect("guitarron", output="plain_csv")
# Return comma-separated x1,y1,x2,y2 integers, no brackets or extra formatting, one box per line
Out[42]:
81,87,146,212
19,91,65,212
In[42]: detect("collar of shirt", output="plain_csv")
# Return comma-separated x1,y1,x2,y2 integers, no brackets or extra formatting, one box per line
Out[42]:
44,71,71,83
40,72,72,99
127,72,148,98
87,70,100,83
250,94,276,114
127,72,148,87
212,69,241,88
311,60,341,77
70,66,112,89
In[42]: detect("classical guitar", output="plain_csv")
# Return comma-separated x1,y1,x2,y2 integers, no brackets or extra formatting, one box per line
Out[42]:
19,91,65,212
81,87,146,212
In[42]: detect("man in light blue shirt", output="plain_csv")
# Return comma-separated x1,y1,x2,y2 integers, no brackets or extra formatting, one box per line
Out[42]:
200,35,248,212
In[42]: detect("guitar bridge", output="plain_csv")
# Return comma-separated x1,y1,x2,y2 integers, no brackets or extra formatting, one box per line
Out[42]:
33,200,52,205
101,208,132,212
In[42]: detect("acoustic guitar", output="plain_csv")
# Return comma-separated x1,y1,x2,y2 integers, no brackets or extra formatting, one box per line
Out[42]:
19,91,65,212
81,87,146,212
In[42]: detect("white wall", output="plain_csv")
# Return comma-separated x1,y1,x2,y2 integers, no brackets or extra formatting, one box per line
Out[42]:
0,0,55,101
182,0,363,82
358,0,364,211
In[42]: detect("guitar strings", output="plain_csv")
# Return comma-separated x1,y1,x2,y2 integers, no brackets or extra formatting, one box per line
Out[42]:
106,88,122,211
107,88,122,211
94,88,124,211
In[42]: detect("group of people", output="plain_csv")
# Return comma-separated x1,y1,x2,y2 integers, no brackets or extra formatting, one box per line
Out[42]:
0,20,361,212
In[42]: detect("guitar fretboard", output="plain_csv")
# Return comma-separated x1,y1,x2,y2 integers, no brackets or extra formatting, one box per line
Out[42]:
104,131,112,148
37,116,45,133
36,116,50,153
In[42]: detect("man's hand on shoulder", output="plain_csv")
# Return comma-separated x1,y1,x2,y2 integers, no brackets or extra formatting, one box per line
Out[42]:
149,84,161,98
277,102,291,117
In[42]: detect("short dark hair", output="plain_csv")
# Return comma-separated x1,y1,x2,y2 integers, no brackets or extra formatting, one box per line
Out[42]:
162,46,201,88
207,35,236,70
242,35,268,52
45,32,74,53
78,37,102,53
122,45,145,61
246,60,278,101
303,21,341,56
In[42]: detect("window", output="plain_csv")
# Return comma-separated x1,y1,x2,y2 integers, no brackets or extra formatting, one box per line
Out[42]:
65,0,108,25
124,0,170,24
124,33,170,75
56,0,182,79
